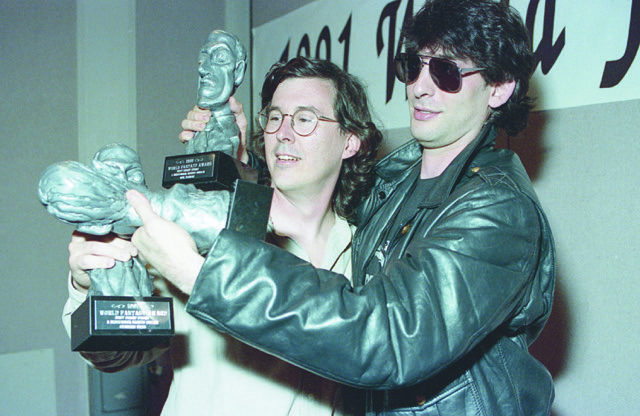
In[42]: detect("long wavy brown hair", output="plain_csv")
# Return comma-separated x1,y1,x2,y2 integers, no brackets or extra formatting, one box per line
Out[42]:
250,57,383,219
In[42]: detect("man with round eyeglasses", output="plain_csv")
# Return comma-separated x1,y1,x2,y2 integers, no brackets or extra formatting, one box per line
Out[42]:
64,56,382,415
128,1,556,415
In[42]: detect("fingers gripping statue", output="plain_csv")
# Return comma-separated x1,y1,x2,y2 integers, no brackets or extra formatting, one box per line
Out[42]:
38,143,230,297
186,30,247,156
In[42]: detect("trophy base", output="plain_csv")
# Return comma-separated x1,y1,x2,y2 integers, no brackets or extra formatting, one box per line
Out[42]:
71,296,174,352
163,151,273,241
162,151,258,191
227,180,273,241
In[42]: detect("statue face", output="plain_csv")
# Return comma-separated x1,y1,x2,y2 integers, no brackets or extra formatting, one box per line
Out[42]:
196,34,238,110
93,144,146,188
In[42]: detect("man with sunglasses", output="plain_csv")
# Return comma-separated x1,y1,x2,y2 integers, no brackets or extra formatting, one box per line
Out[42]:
132,0,555,415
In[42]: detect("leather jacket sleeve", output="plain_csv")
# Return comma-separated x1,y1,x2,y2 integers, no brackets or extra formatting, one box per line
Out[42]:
186,182,546,389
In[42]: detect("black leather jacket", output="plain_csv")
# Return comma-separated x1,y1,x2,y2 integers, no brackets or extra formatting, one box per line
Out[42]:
187,125,556,415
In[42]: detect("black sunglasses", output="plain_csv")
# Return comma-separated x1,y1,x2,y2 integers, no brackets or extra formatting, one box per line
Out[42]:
394,53,485,93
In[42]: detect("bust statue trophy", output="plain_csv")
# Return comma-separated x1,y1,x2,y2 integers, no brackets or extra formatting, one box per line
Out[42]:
39,30,271,351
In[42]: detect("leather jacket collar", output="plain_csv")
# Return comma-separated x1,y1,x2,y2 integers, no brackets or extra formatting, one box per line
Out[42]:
374,124,498,207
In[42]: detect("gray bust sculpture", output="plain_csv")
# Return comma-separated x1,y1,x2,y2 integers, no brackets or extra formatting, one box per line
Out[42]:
186,30,247,156
38,30,248,298
39,143,230,296
38,144,149,237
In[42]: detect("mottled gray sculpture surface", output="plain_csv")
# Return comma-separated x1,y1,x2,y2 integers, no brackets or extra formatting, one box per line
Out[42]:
186,30,247,156
39,143,230,296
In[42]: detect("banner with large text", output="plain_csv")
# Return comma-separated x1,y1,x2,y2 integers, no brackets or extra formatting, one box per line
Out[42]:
252,0,639,130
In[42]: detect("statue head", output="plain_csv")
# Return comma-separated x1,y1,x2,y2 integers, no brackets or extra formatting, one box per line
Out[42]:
38,160,132,235
196,30,247,110
92,143,146,189
38,144,147,236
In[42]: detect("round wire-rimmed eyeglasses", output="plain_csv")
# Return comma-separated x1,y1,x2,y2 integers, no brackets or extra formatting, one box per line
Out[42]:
258,107,340,136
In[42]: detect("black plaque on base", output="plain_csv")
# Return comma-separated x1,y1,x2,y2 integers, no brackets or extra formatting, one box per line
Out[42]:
162,151,258,191
71,296,174,352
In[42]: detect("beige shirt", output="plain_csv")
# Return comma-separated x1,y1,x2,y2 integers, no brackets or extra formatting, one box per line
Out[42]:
63,214,355,416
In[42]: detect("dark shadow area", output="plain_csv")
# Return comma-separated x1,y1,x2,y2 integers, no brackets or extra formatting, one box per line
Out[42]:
529,273,569,380
497,100,568,416
530,272,569,416
148,349,173,416
495,109,549,182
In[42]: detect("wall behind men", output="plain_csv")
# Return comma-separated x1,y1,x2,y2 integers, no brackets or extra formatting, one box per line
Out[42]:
0,1,82,415
251,1,640,416
0,0,233,415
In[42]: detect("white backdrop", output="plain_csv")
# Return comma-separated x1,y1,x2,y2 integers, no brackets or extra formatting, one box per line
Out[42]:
253,0,639,130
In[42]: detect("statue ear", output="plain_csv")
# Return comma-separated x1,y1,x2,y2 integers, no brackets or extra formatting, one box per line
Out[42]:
234,60,247,86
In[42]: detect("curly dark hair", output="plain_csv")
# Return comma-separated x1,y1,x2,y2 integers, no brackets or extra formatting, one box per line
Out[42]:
401,0,535,136
249,56,383,219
